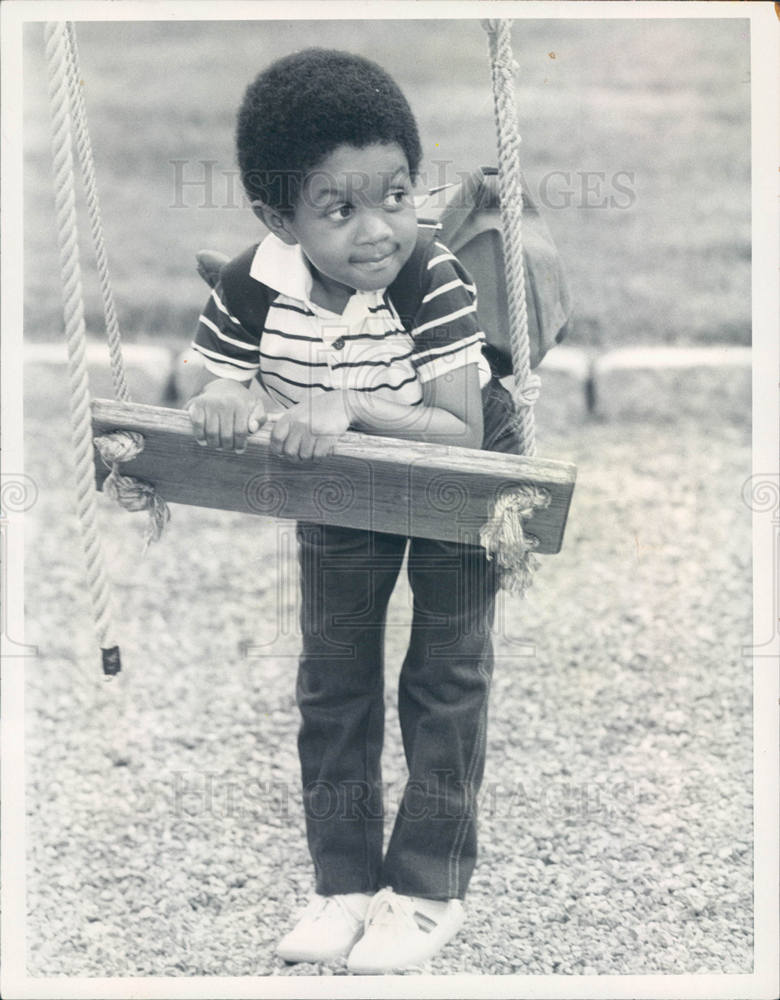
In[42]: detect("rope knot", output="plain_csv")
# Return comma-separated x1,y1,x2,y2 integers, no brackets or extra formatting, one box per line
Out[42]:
94,430,170,550
514,372,542,408
480,484,551,594
93,428,144,463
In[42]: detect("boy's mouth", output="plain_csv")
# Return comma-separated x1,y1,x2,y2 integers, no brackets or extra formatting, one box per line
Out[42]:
351,249,396,271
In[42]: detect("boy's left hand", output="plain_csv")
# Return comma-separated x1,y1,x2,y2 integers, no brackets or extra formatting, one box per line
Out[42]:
270,390,351,462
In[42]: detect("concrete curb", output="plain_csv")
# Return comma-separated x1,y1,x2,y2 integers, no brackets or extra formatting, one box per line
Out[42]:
530,346,593,433
591,345,751,423
538,345,592,381
593,345,751,372
24,340,751,423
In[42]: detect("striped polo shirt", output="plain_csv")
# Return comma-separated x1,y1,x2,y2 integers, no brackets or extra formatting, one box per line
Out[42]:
191,230,491,410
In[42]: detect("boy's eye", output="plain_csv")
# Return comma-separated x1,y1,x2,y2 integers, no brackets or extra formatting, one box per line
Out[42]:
384,189,411,209
327,204,353,221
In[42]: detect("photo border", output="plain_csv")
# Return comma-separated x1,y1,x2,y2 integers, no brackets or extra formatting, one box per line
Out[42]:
3,2,777,998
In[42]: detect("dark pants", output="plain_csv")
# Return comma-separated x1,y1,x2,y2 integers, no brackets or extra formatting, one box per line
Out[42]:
295,378,520,900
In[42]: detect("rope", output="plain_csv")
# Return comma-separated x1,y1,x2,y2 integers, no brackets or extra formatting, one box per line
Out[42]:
63,23,130,402
482,19,548,593
44,21,121,675
63,21,171,545
484,19,537,457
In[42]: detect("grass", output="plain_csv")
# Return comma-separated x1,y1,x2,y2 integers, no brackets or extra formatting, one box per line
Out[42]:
23,17,751,351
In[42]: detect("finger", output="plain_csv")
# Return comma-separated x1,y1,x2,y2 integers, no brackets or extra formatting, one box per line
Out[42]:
310,439,326,461
298,432,316,462
282,425,304,460
188,401,206,445
248,402,267,434
205,409,221,449
312,436,334,460
271,415,290,453
234,410,248,454
221,409,236,453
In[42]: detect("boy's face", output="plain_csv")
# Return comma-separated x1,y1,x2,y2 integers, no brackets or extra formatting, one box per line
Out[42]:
272,142,419,299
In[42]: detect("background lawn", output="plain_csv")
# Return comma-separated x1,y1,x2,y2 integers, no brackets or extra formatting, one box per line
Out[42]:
24,17,751,353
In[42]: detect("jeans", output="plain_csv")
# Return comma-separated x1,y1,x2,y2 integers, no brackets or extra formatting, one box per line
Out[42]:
295,378,521,900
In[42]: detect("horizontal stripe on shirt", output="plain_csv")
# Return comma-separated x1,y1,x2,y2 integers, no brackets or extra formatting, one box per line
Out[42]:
192,342,259,371
411,331,485,366
198,314,259,354
268,299,314,317
332,349,414,370
210,289,242,325
259,350,330,367
411,302,478,339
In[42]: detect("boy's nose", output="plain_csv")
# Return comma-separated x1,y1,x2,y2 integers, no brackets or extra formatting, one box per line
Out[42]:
356,211,394,245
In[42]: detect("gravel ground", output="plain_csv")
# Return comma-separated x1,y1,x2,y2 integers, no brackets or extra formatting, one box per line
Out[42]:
22,390,753,978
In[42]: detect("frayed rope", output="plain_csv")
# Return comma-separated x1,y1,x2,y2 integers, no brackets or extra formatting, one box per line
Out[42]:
480,484,551,594
93,430,170,551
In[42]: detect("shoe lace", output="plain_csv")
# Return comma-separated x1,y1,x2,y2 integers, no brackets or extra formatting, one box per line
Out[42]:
307,894,358,925
364,888,418,934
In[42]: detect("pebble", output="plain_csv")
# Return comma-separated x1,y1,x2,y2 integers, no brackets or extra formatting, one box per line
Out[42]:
685,889,708,914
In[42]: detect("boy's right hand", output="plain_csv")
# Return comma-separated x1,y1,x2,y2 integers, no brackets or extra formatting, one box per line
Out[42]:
187,378,266,454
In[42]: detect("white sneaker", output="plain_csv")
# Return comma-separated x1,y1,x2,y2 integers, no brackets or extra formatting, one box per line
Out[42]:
277,892,373,964
347,888,465,974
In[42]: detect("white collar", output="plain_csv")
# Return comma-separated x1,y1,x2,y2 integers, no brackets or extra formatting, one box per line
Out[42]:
248,233,386,317
249,233,314,304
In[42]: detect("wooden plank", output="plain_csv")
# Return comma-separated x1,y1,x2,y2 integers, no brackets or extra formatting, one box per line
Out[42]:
92,400,576,553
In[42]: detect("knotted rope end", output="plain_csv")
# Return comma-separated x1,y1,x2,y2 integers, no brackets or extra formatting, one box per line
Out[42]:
94,430,171,548
480,484,551,594
513,372,542,409
101,645,121,676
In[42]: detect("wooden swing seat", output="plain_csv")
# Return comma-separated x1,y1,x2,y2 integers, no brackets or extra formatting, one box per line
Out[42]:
92,399,576,553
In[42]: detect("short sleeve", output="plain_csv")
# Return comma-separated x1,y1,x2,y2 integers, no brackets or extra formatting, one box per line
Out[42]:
408,241,488,384
191,282,261,382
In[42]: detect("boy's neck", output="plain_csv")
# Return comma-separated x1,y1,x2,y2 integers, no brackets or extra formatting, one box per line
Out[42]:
306,259,355,315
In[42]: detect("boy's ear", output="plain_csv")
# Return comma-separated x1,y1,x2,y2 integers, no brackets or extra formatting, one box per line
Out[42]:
252,201,298,245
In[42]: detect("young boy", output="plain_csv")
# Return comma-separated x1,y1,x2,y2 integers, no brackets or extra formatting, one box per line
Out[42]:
188,48,521,974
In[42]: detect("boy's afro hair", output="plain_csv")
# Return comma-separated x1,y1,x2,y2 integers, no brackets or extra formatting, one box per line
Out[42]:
236,48,422,213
